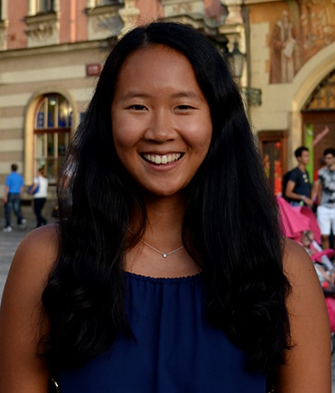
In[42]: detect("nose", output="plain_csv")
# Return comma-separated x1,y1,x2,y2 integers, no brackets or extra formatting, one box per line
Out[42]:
142,109,178,143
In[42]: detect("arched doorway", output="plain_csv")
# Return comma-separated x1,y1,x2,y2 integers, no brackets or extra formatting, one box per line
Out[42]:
302,69,335,177
33,93,73,184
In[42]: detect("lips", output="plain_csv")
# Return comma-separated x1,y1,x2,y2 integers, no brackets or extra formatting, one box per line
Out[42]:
142,153,183,165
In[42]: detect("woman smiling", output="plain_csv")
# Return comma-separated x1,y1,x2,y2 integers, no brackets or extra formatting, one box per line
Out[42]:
0,22,330,393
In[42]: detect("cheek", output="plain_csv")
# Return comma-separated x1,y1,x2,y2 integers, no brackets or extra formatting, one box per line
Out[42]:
112,118,142,150
112,132,132,151
181,118,212,152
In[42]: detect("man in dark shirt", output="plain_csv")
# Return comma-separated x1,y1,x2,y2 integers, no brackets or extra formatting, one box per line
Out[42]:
285,146,312,207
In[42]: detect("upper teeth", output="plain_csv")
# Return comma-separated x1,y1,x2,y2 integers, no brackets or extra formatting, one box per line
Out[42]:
143,153,182,164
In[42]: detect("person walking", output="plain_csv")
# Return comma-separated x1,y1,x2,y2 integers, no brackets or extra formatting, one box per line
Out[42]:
3,163,27,232
315,148,335,250
29,167,48,228
284,146,312,207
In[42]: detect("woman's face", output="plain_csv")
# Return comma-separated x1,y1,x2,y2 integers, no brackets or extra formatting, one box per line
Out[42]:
111,45,212,197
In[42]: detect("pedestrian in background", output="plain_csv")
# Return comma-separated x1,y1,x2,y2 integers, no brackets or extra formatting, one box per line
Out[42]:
284,146,312,207
312,156,326,212
2,163,27,232
314,148,335,250
0,22,330,393
29,167,48,228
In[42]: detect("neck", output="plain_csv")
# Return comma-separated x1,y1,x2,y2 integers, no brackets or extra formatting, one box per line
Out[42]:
130,193,186,249
147,195,185,227
126,192,200,278
298,163,305,171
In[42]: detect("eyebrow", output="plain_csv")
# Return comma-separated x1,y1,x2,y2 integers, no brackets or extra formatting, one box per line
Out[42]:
171,91,203,101
121,91,203,101
121,92,150,100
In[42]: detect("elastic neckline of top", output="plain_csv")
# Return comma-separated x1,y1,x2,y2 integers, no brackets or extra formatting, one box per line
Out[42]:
125,271,202,284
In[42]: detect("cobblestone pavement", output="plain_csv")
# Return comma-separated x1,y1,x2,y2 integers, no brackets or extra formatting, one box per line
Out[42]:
0,219,30,300
0,217,335,390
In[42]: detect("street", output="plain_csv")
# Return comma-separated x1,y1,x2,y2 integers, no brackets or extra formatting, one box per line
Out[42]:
1,218,335,390
0,219,28,300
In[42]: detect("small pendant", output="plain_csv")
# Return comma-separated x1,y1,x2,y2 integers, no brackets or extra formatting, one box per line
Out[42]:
163,253,167,258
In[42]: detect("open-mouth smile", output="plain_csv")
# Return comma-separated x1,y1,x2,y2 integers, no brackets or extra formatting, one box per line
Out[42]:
141,153,183,165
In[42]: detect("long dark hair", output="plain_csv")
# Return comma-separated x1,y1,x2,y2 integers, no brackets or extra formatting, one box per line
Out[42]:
41,22,291,378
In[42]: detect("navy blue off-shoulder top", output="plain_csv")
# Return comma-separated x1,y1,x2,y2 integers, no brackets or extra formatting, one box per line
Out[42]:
60,272,265,392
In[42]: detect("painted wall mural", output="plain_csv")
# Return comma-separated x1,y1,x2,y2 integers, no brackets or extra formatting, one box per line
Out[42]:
251,1,335,84
270,9,299,83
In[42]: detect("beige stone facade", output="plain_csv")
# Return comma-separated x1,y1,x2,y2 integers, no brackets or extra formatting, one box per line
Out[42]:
0,0,110,199
0,41,109,198
1,0,333,198
0,0,237,199
246,0,335,194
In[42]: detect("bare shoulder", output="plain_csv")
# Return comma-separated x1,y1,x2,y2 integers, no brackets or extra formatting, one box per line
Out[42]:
0,224,59,392
277,238,331,393
3,223,59,299
282,237,317,278
14,223,59,266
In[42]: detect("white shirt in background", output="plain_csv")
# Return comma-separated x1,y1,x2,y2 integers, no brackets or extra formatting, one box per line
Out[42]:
33,176,48,198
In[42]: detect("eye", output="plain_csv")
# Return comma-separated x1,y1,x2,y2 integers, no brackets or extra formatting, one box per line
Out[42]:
175,105,194,111
127,105,147,111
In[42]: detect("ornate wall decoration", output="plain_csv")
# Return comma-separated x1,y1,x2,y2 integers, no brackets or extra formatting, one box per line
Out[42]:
25,12,59,48
92,13,123,35
87,3,124,40
303,70,335,111
162,0,204,18
220,0,243,25
118,0,140,37
249,0,335,84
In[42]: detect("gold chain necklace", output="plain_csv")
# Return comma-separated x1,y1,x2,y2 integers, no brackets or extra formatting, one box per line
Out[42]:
127,228,184,258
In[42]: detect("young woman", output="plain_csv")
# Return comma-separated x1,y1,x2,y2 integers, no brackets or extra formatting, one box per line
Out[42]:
0,22,330,393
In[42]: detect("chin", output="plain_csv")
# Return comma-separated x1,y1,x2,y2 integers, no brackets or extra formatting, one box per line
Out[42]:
151,190,181,198
142,185,187,199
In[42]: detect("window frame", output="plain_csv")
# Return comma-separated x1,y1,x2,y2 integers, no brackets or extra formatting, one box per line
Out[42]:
33,94,72,185
36,0,55,13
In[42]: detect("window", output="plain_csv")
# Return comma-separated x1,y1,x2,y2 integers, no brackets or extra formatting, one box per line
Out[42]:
37,0,54,13
303,69,335,112
34,94,72,183
98,0,121,5
258,131,287,196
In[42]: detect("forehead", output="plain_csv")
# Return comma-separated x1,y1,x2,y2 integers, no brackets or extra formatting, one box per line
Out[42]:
111,44,208,106
325,154,335,159
116,45,197,86
122,44,188,67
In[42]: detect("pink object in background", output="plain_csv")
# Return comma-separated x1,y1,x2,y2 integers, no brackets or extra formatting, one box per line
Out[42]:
276,196,310,239
294,206,321,244
311,249,335,262
326,298,335,333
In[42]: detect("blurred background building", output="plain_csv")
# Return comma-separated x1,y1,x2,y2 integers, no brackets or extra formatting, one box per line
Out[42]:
0,0,334,203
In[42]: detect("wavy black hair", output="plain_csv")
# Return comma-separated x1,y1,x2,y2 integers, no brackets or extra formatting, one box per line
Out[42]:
41,22,291,381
